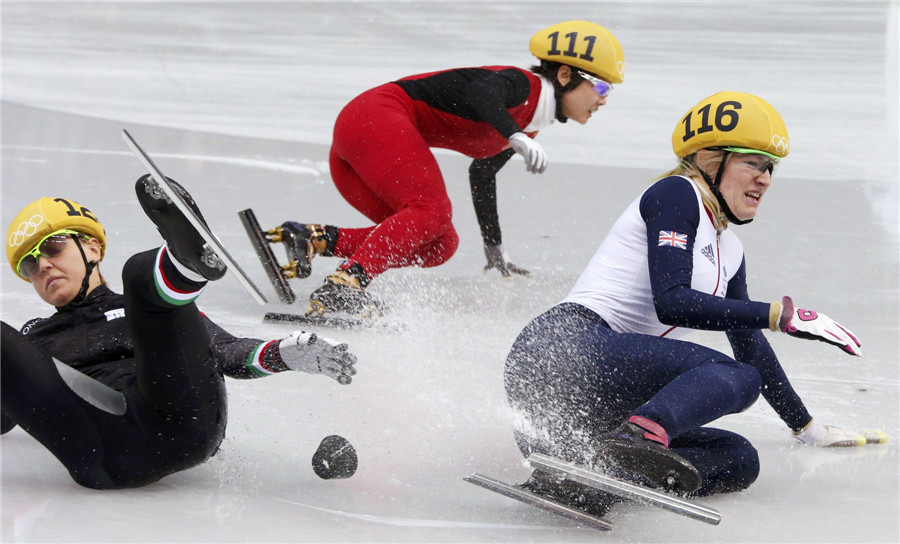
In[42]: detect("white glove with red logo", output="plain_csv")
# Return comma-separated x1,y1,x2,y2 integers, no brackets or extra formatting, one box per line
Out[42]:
778,296,862,356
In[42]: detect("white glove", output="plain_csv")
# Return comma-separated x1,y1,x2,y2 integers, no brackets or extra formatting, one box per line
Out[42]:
483,243,531,277
793,419,866,447
278,331,357,384
778,296,862,356
508,132,548,174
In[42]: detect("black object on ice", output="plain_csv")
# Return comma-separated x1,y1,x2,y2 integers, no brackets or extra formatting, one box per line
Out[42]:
312,435,358,479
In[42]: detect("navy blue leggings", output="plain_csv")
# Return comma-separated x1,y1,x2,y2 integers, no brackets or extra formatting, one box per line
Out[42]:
505,303,761,496
1,249,226,489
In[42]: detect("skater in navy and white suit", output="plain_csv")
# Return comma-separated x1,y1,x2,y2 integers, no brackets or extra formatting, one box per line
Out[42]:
505,91,885,504
1,178,356,489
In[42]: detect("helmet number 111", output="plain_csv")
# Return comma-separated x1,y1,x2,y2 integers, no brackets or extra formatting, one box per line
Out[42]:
544,31,597,62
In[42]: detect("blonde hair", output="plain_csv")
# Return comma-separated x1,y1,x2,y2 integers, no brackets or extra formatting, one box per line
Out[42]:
654,149,730,231
655,149,726,183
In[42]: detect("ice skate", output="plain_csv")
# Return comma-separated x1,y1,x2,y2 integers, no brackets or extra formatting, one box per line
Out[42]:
307,266,384,318
593,416,701,493
136,174,226,281
237,210,338,304
519,469,620,518
278,221,334,279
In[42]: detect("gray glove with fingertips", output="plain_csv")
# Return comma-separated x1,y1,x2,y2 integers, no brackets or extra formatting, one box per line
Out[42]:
278,330,357,384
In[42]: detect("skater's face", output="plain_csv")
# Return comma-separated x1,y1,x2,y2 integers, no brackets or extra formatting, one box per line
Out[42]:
557,65,608,125
29,234,102,306
716,151,775,221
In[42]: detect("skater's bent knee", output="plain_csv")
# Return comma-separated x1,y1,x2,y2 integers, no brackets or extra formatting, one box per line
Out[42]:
734,365,762,412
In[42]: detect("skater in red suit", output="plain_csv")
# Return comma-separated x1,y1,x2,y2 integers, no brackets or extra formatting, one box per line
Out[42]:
1,180,356,489
278,20,625,317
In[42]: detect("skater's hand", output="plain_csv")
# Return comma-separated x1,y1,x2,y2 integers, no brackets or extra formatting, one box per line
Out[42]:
792,418,883,447
508,132,548,174
483,243,531,278
777,296,861,356
278,330,357,384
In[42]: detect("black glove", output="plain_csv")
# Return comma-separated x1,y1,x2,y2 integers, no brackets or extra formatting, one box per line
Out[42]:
483,243,531,277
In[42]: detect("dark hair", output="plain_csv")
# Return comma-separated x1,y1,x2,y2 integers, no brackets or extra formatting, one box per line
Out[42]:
530,60,561,79
530,60,582,94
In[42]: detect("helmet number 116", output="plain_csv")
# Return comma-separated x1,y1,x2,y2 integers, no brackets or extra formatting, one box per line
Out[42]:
680,100,742,142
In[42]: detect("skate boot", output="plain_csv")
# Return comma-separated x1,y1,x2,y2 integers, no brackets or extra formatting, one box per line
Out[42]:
307,264,384,318
519,469,621,518
593,415,701,493
135,174,226,281
276,221,336,279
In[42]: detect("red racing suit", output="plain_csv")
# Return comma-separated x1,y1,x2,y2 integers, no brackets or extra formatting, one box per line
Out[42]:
328,66,545,279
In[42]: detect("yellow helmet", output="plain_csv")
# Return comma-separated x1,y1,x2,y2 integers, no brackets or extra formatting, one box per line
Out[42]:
529,20,625,84
6,197,107,281
672,91,790,159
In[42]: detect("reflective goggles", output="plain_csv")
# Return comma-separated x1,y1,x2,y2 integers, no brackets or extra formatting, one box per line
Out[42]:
720,147,780,175
17,229,86,280
577,70,613,97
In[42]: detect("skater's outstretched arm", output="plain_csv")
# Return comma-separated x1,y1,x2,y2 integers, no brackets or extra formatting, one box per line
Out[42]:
724,263,883,446
207,319,356,385
469,149,531,278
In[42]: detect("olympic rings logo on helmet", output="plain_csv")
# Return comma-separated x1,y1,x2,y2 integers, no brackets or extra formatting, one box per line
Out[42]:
6,197,107,281
772,134,790,155
8,215,44,248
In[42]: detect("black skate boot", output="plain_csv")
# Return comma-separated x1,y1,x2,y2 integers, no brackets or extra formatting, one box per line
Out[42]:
307,264,384,318
277,221,336,279
519,469,621,518
135,174,226,281
593,415,701,494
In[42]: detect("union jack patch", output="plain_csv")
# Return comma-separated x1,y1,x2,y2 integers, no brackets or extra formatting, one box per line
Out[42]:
658,230,688,250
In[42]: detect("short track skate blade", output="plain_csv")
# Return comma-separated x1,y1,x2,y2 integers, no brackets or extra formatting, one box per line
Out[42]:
262,312,408,332
528,453,720,525
121,130,267,305
464,473,613,531
263,312,365,329
238,208,296,304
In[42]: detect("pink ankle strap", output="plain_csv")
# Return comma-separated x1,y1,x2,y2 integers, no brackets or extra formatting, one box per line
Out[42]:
629,415,669,448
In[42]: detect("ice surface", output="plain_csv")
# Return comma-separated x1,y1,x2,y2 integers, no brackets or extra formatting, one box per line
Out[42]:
2,3,898,542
